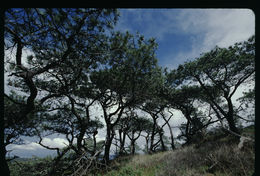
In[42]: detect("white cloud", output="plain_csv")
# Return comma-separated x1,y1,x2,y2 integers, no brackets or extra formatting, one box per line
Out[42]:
8,142,42,151
201,9,255,48
95,133,106,142
8,137,69,152
41,137,69,148
116,9,254,70
165,9,255,69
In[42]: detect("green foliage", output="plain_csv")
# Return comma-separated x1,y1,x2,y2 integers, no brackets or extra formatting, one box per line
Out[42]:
4,8,255,176
104,166,142,176
166,35,255,135
167,36,255,91
8,156,53,176
90,31,162,106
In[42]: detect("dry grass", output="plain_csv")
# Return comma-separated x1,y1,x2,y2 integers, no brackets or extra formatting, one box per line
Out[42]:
159,140,255,176
130,151,171,168
99,131,255,176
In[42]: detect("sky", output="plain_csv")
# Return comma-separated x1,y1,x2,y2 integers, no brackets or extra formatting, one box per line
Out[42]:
114,9,255,69
6,8,255,158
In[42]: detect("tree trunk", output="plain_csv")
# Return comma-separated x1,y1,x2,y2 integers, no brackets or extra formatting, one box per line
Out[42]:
0,145,10,176
185,117,192,145
130,132,136,155
1,9,10,176
104,138,112,163
145,135,149,154
119,129,126,155
159,130,166,151
149,116,157,153
91,131,97,156
103,125,114,163
167,124,175,150
226,97,240,134
76,125,87,155
162,113,175,150
130,140,136,155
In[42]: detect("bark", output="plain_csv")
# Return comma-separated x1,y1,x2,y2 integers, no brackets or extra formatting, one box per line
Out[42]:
104,137,113,163
0,145,10,176
92,131,97,156
118,129,126,155
103,123,114,163
180,107,192,145
167,122,175,150
149,116,157,153
162,111,175,150
144,134,149,154
15,37,22,66
159,130,166,151
127,131,141,155
225,97,240,134
76,126,87,155
130,132,136,155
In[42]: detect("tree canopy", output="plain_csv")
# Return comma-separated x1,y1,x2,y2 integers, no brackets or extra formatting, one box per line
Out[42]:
3,8,255,176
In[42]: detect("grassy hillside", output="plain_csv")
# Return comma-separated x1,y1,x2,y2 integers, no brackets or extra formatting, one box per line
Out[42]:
97,127,255,176
8,126,255,176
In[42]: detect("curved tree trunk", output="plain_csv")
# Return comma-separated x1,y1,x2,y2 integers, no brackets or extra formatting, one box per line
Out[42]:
226,97,240,134
159,130,166,151
167,123,175,150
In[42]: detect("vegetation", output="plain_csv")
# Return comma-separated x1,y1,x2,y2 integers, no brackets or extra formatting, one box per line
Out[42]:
3,8,255,176
8,126,255,176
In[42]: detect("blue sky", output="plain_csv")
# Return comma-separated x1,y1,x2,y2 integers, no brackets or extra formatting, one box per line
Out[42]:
114,9,255,69
6,8,255,158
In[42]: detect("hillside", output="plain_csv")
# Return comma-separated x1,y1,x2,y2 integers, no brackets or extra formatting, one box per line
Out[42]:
8,126,255,176
96,127,255,176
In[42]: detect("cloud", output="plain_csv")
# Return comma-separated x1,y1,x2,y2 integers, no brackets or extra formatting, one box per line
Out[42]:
8,137,69,152
8,142,42,151
164,9,255,69
116,9,255,70
200,9,255,48
41,137,69,148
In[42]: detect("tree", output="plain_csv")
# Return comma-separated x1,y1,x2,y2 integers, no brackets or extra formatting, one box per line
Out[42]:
4,8,119,175
140,117,155,154
4,91,47,158
141,98,166,153
236,88,255,124
168,36,255,134
162,85,209,145
114,111,132,156
160,109,176,150
125,113,150,155
36,104,104,175
90,31,160,162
